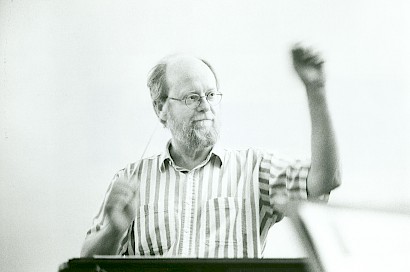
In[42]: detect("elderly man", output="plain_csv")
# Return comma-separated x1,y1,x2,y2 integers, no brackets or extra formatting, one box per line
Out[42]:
81,45,341,258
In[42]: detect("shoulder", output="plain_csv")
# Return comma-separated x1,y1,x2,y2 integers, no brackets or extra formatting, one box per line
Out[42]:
221,147,265,167
224,147,309,168
115,153,163,180
223,147,275,159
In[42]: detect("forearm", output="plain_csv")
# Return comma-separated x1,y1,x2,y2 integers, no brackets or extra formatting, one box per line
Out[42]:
306,86,341,197
80,224,125,257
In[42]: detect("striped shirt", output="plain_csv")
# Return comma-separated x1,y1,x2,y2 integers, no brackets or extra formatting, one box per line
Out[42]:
87,142,319,258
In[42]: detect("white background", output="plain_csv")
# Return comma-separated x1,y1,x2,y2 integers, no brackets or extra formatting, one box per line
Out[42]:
1,0,409,271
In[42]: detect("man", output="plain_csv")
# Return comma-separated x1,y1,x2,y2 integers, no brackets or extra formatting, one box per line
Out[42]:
81,45,341,258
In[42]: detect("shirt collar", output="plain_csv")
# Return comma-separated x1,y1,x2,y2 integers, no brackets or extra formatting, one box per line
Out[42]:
159,140,225,172
158,140,173,172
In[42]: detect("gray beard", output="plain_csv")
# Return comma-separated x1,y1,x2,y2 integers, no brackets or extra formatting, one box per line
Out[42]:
167,118,220,151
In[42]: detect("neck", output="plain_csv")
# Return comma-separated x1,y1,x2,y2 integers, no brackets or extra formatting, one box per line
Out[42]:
170,139,213,171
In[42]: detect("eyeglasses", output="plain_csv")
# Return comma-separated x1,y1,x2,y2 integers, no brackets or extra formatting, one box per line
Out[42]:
168,91,223,109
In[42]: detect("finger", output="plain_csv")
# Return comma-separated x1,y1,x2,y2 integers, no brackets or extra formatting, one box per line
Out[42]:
106,196,128,209
313,59,325,68
112,180,137,194
291,46,305,61
299,49,317,61
295,54,325,70
113,171,137,190
107,185,137,209
109,188,136,205
292,44,323,61
291,42,304,53
291,43,312,55
109,189,135,202
106,193,135,214
109,188,133,201
304,55,325,66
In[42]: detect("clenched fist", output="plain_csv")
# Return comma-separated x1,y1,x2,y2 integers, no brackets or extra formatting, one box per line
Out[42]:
292,44,326,89
104,178,137,234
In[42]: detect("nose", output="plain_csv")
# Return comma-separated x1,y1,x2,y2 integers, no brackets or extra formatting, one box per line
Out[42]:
196,96,211,112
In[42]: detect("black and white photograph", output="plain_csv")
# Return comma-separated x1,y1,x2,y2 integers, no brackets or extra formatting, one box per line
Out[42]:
1,1,409,271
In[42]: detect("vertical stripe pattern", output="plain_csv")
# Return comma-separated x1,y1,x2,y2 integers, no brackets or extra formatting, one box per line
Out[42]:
86,144,320,258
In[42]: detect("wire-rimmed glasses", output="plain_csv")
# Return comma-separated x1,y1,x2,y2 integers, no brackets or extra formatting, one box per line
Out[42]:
168,91,223,109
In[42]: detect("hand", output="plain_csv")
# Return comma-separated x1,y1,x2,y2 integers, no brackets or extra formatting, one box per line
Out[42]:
104,178,137,234
292,44,326,89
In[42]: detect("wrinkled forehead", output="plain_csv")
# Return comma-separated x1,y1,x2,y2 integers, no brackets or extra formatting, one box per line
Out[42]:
165,55,217,91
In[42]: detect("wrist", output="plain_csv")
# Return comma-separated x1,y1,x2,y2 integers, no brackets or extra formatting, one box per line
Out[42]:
305,80,325,90
105,221,127,238
306,85,326,100
306,88,329,112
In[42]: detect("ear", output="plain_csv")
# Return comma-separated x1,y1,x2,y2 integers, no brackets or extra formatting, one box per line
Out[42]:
153,100,168,124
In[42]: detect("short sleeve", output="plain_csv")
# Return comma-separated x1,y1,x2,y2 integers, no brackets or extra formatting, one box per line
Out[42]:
259,150,331,222
258,152,312,230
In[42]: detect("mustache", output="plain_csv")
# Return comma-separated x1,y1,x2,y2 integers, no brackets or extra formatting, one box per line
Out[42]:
167,115,220,150
191,114,215,122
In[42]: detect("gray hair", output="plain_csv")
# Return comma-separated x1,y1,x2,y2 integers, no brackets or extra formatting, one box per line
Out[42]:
147,56,219,125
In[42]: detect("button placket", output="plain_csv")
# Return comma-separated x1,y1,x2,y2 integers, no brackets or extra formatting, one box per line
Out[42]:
179,171,196,255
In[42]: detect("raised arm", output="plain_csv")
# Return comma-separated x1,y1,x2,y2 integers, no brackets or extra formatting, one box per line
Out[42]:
292,45,341,197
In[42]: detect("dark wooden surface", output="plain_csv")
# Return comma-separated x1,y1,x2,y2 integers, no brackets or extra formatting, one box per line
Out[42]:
59,258,310,272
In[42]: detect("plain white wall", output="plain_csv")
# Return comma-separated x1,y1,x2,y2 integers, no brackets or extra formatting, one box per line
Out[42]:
1,0,409,271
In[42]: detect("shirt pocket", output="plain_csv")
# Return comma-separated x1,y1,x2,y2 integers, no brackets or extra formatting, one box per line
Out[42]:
134,205,179,256
204,197,243,249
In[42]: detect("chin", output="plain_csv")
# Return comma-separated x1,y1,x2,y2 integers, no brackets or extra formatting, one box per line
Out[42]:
170,119,220,150
192,129,219,149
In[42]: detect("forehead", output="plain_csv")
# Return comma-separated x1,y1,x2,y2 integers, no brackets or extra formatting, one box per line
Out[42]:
165,56,217,95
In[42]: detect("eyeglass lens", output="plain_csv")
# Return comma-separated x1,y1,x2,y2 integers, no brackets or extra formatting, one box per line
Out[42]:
185,93,222,108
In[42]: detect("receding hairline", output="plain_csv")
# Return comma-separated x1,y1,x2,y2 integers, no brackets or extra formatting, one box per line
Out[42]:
158,54,219,90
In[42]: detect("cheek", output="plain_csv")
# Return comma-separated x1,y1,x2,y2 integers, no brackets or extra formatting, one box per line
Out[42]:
169,107,194,123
